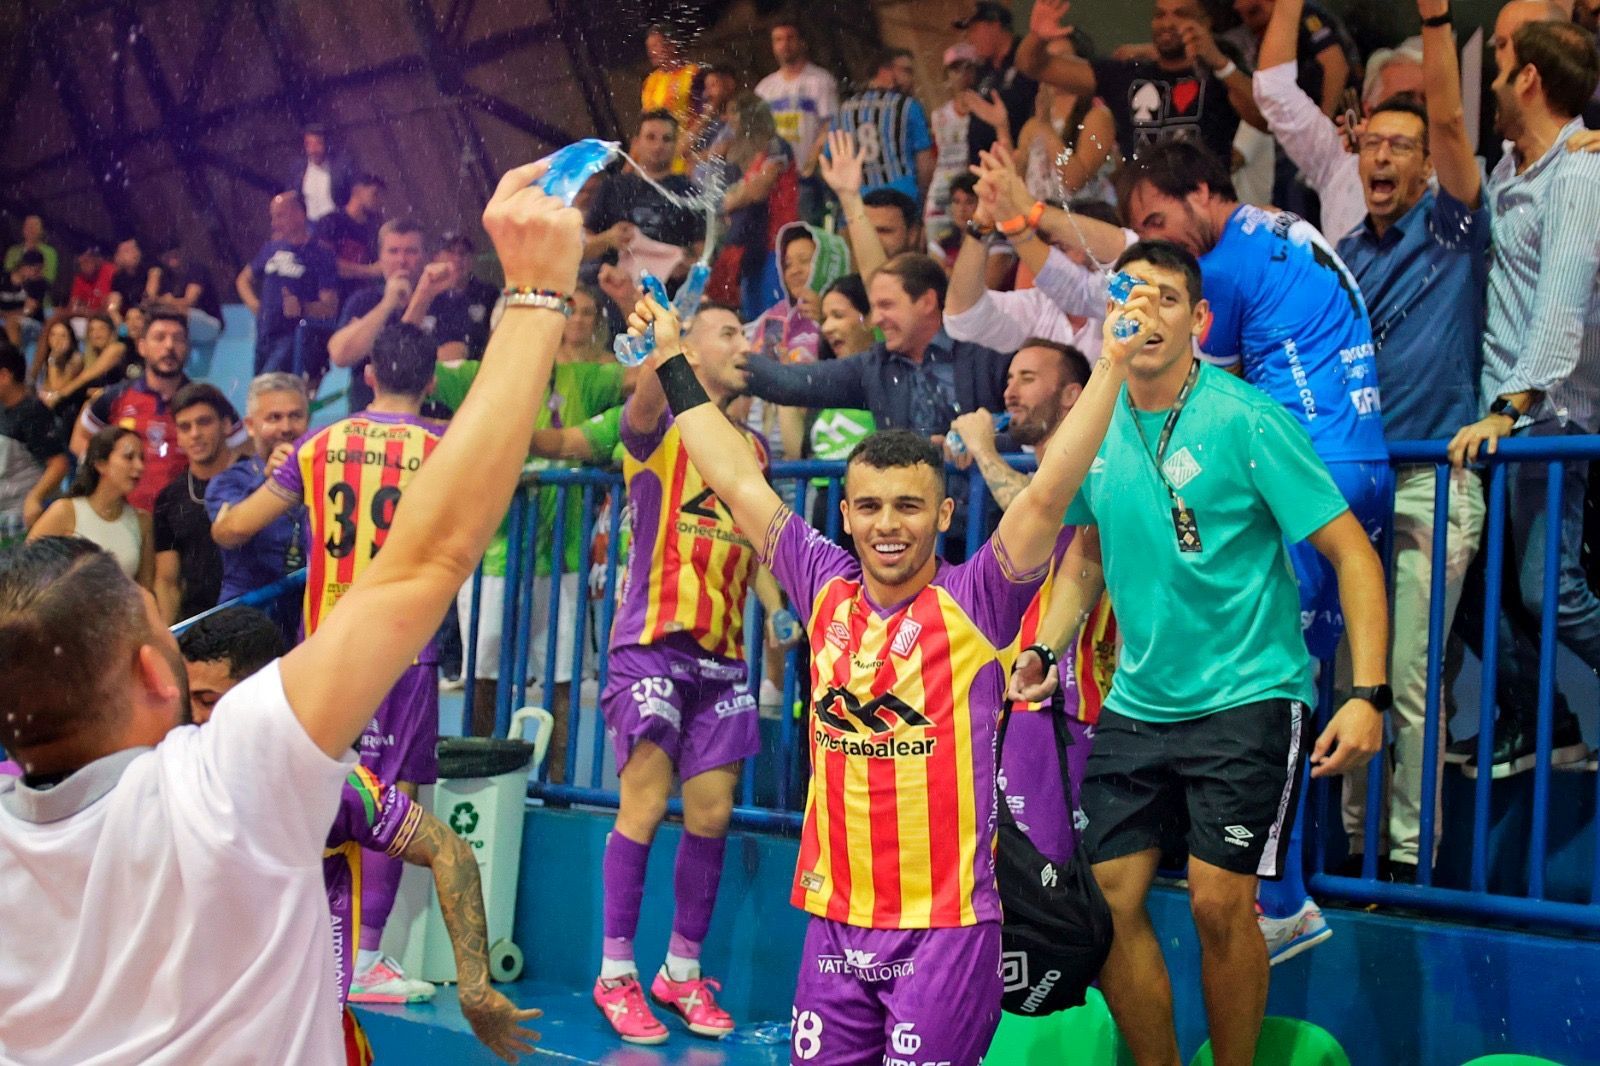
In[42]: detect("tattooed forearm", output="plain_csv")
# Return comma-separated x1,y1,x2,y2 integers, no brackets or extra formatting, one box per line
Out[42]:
975,450,1031,511
403,812,492,993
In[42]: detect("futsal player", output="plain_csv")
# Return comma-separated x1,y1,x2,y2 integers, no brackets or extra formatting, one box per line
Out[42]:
0,161,579,1062
592,302,789,1044
948,338,1116,863
1009,241,1388,1066
179,606,539,1065
213,322,448,1002
620,281,1135,1063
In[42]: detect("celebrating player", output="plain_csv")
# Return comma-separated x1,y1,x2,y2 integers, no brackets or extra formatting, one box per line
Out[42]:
592,301,790,1045
0,160,580,1062
178,606,539,1065
620,281,1134,1062
210,322,448,1002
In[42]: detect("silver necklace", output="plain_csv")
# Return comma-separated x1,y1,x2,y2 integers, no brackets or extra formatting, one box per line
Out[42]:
187,470,205,504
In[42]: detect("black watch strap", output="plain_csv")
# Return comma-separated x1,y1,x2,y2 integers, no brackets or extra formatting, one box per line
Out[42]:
1023,643,1058,671
1421,9,1452,27
1350,684,1393,712
1489,396,1524,421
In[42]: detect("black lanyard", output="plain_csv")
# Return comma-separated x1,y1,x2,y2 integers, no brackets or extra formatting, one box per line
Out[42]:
1127,359,1200,506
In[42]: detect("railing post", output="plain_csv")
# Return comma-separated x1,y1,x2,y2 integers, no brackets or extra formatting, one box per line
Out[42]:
1529,460,1564,900
1472,464,1508,893
964,466,987,561
1416,465,1452,886
591,475,626,790
496,491,527,739
564,481,599,784
461,564,484,737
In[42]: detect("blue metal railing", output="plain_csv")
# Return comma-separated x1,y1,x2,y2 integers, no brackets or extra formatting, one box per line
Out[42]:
187,441,1600,934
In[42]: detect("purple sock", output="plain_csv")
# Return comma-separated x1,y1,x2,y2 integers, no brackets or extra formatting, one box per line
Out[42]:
360,849,405,950
671,830,727,952
602,830,652,957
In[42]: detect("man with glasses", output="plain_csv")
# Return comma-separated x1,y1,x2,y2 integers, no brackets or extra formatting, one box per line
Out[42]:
1334,0,1489,883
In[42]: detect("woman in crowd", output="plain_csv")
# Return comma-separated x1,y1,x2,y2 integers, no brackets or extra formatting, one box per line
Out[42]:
32,318,89,443
48,313,134,404
28,425,153,590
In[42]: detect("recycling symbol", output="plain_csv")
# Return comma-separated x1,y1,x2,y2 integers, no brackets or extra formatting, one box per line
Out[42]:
449,801,479,836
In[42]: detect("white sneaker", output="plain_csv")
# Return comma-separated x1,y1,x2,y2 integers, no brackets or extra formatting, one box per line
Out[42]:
348,955,436,1003
1257,898,1332,966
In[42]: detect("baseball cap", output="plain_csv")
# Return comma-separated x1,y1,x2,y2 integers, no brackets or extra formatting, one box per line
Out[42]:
953,2,1013,30
943,42,980,67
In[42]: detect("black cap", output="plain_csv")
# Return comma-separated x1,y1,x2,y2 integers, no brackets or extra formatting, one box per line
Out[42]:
953,2,1012,30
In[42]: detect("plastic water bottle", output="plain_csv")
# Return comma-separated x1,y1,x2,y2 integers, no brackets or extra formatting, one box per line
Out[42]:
1107,271,1145,340
671,260,712,323
769,607,800,644
535,139,620,206
612,273,674,366
947,411,1012,459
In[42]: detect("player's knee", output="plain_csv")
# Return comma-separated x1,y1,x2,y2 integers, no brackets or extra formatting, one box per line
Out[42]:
1187,877,1255,945
682,792,733,837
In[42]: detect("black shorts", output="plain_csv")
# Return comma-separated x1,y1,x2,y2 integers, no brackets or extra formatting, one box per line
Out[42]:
1079,699,1310,878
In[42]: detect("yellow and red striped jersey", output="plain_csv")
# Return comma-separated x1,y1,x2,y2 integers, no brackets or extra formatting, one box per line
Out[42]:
1003,526,1119,725
760,509,1047,929
271,411,444,638
610,406,768,661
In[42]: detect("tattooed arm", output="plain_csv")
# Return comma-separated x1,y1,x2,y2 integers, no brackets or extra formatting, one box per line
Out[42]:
398,811,542,1062
948,409,1031,510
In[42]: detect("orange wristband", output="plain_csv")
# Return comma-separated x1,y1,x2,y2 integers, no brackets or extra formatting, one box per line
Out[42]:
996,201,1046,236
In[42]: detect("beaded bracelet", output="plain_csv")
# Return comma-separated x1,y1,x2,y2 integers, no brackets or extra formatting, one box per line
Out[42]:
501,287,574,316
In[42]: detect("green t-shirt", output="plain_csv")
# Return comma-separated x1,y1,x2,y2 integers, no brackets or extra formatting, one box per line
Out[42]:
431,360,480,415
1063,363,1348,723
579,405,626,467
472,361,626,578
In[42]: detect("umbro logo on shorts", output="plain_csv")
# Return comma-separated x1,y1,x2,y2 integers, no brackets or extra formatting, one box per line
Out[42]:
1040,863,1058,889
1223,824,1255,847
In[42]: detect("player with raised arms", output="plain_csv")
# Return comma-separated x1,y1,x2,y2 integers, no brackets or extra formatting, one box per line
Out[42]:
618,270,1139,1062
0,160,577,1063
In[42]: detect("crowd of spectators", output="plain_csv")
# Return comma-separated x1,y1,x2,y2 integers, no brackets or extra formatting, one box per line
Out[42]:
4,0,1600,859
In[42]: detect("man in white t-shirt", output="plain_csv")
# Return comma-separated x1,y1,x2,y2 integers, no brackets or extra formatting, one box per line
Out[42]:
755,21,838,223
0,160,582,1065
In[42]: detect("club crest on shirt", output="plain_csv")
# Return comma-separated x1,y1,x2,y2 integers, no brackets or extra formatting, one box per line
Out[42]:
1161,446,1202,490
890,618,923,658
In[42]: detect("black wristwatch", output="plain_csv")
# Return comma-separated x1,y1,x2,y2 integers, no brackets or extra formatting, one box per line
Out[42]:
1421,8,1452,27
1488,396,1525,422
965,218,996,242
1349,684,1393,712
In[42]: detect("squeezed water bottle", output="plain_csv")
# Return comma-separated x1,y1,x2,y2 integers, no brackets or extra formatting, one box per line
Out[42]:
947,412,1012,459
672,260,712,323
1107,271,1145,340
769,607,801,645
535,138,621,206
612,273,674,366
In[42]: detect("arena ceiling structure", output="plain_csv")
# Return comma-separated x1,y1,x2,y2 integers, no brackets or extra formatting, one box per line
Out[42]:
0,0,720,276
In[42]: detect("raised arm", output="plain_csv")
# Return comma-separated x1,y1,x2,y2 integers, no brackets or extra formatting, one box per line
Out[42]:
977,144,1130,265
279,162,580,758
949,409,1031,507
744,350,869,411
993,295,1141,573
820,130,885,284
398,811,541,1062
1419,0,1480,207
627,298,785,545
1017,0,1099,95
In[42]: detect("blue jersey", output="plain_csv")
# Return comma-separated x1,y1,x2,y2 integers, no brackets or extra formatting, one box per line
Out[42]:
1198,206,1387,463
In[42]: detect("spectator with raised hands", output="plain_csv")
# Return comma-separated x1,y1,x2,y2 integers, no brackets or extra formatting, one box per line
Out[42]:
818,129,924,286
955,2,1040,164
1019,0,1263,165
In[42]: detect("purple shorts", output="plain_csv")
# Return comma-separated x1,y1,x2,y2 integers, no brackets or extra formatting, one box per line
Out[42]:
600,634,759,780
790,917,1001,1065
999,713,1095,865
359,662,440,785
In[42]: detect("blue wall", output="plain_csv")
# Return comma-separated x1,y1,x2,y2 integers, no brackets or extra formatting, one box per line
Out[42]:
505,807,1600,1066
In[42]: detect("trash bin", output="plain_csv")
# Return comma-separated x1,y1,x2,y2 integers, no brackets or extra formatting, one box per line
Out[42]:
382,709,551,984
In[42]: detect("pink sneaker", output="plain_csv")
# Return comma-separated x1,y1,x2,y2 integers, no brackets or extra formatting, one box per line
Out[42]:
593,975,668,1045
650,970,735,1039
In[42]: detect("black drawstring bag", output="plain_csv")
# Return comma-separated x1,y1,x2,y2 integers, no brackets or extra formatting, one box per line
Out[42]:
995,693,1114,1016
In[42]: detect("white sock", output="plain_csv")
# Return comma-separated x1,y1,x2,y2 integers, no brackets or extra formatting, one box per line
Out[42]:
600,956,637,981
662,952,701,982
355,948,382,974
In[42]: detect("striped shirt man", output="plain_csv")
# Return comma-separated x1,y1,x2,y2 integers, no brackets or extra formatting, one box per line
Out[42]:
1481,117,1600,431
832,88,934,201
760,508,1045,929
271,411,446,638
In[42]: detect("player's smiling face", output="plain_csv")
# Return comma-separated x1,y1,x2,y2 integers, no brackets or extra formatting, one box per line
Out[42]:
841,462,954,597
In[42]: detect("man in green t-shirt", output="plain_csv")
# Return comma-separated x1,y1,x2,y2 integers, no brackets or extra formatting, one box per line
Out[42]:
1009,241,1389,1066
